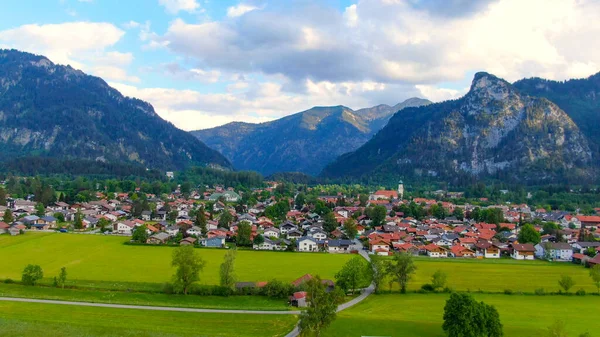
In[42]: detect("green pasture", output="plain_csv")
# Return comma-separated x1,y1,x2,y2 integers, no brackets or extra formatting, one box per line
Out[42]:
324,293,599,337
0,300,297,337
0,233,352,287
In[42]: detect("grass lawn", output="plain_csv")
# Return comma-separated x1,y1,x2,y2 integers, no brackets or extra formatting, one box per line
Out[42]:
324,293,599,337
0,300,297,337
0,283,290,311
383,257,596,293
0,233,352,287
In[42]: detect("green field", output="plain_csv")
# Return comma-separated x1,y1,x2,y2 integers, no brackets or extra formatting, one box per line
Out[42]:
0,283,289,310
0,300,297,337
0,233,352,286
393,257,596,293
324,293,599,337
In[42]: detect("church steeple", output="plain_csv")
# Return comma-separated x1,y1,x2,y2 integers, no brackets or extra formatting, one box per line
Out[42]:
398,180,404,200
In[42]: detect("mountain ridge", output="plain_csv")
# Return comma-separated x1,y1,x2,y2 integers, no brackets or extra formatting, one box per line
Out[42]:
0,49,231,171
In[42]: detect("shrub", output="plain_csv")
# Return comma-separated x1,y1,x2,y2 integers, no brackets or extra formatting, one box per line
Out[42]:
263,279,294,298
421,284,435,292
504,289,513,295
21,264,43,286
535,288,545,296
162,282,175,294
442,287,453,293
4,278,14,284
576,288,586,296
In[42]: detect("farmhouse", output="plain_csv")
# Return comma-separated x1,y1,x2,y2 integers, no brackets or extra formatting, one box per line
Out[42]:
511,243,535,260
297,237,320,252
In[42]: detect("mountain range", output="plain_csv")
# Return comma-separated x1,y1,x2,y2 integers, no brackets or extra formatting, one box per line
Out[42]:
191,98,431,176
322,72,596,185
0,49,230,171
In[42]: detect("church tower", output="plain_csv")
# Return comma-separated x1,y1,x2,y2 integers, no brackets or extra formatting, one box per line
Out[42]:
398,180,404,200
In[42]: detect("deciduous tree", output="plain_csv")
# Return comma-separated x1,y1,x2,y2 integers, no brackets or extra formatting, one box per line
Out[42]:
335,256,366,294
518,224,541,244
298,275,342,337
220,249,237,289
22,264,43,286
386,252,416,293
558,275,575,293
431,269,447,291
171,245,206,295
589,264,600,294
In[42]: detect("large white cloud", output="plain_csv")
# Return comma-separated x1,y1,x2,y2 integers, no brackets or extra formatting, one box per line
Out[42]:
158,0,200,14
0,21,139,83
152,0,600,86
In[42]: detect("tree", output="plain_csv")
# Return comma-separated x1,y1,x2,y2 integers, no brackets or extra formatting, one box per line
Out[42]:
219,210,233,228
97,218,110,232
558,275,575,293
56,267,67,289
589,264,600,294
451,207,464,220
220,249,237,290
298,275,342,337
35,203,46,217
369,257,387,294
132,225,149,243
195,207,208,235
236,221,253,247
53,212,65,223
518,224,541,244
431,269,447,291
73,210,83,230
335,256,366,294
295,193,306,209
0,187,6,206
367,205,387,227
343,218,358,239
253,234,265,246
546,320,568,337
323,212,338,234
443,293,503,337
171,245,206,295
22,264,44,286
386,252,416,293
3,209,14,223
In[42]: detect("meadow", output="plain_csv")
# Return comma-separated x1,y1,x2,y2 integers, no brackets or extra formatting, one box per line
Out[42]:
323,293,600,337
0,300,297,337
0,233,352,287
395,257,596,293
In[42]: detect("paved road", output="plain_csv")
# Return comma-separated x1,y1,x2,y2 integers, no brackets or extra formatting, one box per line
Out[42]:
0,297,301,315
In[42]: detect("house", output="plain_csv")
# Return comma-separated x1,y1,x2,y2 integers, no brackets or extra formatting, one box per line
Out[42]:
280,222,297,234
30,223,50,230
297,237,319,252
114,221,135,235
209,191,241,202
0,222,10,234
287,229,303,240
290,291,307,307
578,216,600,228
534,242,573,261
264,227,280,238
511,243,535,260
450,245,475,258
9,226,21,236
370,190,398,200
39,216,58,229
327,239,353,253
424,244,448,258
474,241,501,258
22,215,40,225
186,226,203,237
141,211,152,221
180,237,197,246
253,238,287,251
147,232,170,244
166,225,180,237
309,229,327,241
369,239,390,253
201,236,226,248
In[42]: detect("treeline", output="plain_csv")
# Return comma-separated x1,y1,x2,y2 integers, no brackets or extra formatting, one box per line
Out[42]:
0,157,163,179
179,167,264,188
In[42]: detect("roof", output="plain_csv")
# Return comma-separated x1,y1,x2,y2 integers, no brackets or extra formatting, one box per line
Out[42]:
513,243,535,252
291,274,313,287
578,216,600,223
373,190,398,198
292,291,307,299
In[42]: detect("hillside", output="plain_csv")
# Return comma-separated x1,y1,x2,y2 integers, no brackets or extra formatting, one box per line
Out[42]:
322,72,595,185
0,49,231,170
191,98,430,175
514,72,600,158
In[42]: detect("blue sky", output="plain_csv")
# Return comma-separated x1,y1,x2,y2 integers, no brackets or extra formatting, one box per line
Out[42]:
1,0,598,130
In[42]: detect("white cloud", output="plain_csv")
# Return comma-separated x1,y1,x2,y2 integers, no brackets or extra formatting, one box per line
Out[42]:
416,85,466,102
227,4,259,17
0,22,139,83
123,20,140,29
158,0,200,14
343,4,358,27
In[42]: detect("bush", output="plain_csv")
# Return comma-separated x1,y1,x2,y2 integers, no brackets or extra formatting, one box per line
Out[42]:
535,288,545,296
504,289,513,295
4,278,14,284
576,288,586,296
421,284,435,292
21,264,43,286
263,279,294,298
162,282,175,294
442,287,453,293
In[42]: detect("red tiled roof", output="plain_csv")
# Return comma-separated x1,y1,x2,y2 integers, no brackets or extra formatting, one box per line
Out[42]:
291,274,313,287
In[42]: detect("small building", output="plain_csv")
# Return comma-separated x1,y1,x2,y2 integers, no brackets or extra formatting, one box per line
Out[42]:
180,237,197,246
297,237,319,252
201,236,226,248
534,242,573,261
511,243,535,260
290,291,307,307
147,232,170,244
326,239,353,253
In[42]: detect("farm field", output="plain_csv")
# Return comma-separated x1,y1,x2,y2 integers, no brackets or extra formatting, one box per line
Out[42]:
0,283,290,311
391,257,596,293
323,293,599,337
0,233,352,286
0,300,297,337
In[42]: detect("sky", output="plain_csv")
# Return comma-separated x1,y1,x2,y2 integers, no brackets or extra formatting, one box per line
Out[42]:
0,0,599,130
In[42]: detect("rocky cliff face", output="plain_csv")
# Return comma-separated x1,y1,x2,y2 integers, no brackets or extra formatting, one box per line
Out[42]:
323,73,594,184
0,49,231,170
191,98,431,175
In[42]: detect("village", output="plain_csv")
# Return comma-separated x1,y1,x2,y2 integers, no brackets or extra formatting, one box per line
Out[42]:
2,180,600,269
